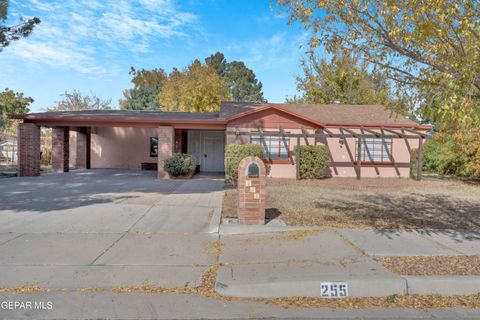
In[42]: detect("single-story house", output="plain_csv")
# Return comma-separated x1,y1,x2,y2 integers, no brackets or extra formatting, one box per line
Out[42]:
10,102,431,179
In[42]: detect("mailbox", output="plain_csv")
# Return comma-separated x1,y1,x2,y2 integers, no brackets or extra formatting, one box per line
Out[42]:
237,156,266,225
246,163,260,177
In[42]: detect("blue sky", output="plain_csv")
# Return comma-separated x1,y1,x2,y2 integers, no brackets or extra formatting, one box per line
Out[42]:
0,0,310,112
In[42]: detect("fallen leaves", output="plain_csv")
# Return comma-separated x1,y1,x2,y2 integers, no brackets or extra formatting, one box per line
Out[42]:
376,255,480,275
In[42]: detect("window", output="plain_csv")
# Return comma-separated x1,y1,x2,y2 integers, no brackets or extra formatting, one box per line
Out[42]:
251,135,289,161
150,137,158,157
356,138,392,163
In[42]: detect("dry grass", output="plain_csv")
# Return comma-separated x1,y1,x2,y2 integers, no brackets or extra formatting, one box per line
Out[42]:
222,177,480,229
376,255,480,276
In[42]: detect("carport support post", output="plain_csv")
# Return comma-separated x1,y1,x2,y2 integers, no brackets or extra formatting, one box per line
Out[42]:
52,127,70,173
417,137,423,181
157,126,174,179
17,122,41,176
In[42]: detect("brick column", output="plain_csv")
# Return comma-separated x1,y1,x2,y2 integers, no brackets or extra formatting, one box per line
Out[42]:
75,127,88,169
52,127,70,172
17,123,40,177
157,126,174,179
237,156,267,225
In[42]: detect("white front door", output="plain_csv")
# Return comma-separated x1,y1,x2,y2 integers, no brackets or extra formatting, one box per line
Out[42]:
187,131,225,172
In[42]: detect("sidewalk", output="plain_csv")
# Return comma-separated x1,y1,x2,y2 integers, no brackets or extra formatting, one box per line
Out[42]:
215,228,480,298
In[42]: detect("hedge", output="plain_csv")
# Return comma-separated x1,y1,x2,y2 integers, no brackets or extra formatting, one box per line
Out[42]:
225,144,264,183
163,153,197,176
294,145,330,179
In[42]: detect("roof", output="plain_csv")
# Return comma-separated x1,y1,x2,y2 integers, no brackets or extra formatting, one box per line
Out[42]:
10,102,428,129
220,102,423,128
11,109,220,121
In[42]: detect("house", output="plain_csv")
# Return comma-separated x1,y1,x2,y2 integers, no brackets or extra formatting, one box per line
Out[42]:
0,137,18,163
10,102,431,179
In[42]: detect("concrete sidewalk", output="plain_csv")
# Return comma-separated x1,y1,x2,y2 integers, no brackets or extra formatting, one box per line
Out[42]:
215,229,480,298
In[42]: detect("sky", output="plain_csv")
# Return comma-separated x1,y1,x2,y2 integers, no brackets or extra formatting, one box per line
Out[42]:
0,0,311,112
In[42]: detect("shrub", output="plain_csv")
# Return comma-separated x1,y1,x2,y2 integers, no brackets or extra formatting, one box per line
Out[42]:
163,153,197,176
225,144,264,183
294,145,330,179
422,136,470,177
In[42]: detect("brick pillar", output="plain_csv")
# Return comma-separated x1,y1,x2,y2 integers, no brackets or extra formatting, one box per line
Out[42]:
75,127,88,169
17,123,40,177
52,127,69,172
237,156,267,225
157,126,174,179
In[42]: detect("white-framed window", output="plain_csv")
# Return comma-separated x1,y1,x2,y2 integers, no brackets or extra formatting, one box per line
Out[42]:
251,135,289,160
356,138,392,162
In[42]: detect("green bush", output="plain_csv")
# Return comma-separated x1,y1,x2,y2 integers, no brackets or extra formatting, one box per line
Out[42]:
225,144,264,183
163,153,197,176
294,145,330,179
422,138,469,177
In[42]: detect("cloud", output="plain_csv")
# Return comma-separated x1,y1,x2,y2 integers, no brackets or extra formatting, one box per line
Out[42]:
225,32,309,70
2,0,198,74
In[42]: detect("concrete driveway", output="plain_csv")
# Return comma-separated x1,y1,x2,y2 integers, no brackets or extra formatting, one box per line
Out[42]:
0,169,224,289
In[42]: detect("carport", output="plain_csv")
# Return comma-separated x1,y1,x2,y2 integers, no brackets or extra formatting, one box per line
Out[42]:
11,110,227,178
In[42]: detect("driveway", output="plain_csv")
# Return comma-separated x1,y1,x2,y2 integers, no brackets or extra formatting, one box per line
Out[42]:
0,169,224,289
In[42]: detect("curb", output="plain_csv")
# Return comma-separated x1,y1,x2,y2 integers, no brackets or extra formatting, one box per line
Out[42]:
215,276,407,298
206,207,222,234
215,275,480,298
403,275,480,295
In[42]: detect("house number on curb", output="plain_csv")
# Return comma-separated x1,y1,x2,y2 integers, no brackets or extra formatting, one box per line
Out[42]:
320,282,348,297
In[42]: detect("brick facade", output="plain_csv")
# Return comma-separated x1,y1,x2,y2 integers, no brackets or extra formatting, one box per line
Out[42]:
17,123,40,177
157,126,174,179
237,156,267,225
52,127,70,172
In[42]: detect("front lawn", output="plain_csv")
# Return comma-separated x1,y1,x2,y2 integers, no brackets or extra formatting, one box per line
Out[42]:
222,177,480,229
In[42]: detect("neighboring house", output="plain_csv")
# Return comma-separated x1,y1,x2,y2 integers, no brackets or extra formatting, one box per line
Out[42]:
0,137,18,163
10,102,430,179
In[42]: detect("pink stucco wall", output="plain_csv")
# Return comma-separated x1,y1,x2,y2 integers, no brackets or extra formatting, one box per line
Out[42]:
90,127,158,169
226,110,422,179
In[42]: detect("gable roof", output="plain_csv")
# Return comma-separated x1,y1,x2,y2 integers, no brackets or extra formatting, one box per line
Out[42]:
220,101,426,128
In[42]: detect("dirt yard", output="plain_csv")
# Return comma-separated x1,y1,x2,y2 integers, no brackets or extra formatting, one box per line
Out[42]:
222,177,480,229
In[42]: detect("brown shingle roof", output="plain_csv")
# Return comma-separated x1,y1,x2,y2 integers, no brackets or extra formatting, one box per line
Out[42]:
220,101,421,127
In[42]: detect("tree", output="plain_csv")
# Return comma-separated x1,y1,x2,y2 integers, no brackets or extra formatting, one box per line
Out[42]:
276,0,480,127
159,60,229,112
48,90,111,111
205,52,265,102
0,88,32,139
291,51,394,106
119,67,167,110
0,0,40,51
205,52,228,77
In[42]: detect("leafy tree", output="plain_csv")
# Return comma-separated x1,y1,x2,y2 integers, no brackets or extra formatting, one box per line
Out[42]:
120,67,167,110
0,88,32,138
291,51,394,106
48,90,111,111
276,0,480,127
159,60,229,112
205,52,265,102
0,0,40,51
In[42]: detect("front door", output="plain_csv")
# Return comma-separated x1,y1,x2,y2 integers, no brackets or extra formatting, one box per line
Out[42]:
187,131,225,172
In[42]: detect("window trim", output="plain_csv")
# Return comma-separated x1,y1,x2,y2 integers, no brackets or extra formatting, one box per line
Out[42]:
355,137,394,164
251,135,291,163
150,137,158,157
